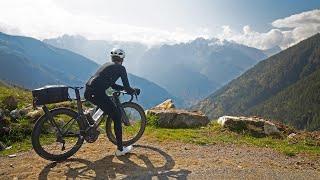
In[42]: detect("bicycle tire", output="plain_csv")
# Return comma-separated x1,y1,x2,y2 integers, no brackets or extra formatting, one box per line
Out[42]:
106,102,146,146
32,108,85,161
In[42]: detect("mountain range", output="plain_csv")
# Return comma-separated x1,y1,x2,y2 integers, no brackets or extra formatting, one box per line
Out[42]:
45,36,267,106
0,32,175,108
43,35,148,72
193,33,320,130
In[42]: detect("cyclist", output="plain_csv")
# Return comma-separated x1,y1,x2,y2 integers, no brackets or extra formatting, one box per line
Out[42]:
84,48,140,156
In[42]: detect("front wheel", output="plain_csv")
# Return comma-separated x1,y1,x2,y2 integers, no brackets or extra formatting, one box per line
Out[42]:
106,102,146,146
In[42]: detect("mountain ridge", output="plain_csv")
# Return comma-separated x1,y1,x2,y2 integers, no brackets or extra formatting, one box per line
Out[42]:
44,35,267,106
193,33,320,130
0,32,176,108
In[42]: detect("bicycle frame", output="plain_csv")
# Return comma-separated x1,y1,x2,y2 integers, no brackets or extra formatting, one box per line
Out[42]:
72,87,105,130
41,87,135,137
86,90,133,129
40,87,90,139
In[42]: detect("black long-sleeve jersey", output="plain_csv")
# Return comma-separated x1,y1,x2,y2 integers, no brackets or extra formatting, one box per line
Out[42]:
86,62,134,93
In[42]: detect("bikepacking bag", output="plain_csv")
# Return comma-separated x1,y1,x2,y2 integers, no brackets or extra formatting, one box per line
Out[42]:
32,85,70,106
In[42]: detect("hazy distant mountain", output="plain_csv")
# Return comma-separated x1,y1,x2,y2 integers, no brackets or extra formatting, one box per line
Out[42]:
0,32,176,108
262,46,282,57
44,35,267,106
136,38,267,105
193,33,320,130
43,35,148,74
0,32,98,88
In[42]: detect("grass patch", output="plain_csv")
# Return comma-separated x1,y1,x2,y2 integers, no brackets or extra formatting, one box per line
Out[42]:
143,121,320,156
0,85,32,109
1,118,320,157
0,137,32,156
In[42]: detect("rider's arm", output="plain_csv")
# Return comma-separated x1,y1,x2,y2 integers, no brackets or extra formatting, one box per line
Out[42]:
111,84,124,91
119,66,135,94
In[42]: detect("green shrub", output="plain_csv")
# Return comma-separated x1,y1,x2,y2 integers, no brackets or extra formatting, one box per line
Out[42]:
146,114,159,127
0,118,33,145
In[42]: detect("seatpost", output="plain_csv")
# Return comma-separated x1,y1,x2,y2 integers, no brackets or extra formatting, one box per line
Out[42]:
75,88,83,114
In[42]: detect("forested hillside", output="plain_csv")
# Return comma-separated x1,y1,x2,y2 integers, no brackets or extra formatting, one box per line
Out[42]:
194,33,320,130
249,68,320,130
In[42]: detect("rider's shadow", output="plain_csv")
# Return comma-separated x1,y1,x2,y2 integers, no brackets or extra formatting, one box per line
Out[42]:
38,145,191,179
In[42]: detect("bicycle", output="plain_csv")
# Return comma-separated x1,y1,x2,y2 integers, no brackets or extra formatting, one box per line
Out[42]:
31,85,146,161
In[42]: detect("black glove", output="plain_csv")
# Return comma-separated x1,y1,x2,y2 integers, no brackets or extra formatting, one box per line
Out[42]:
127,87,141,95
134,88,141,95
126,88,135,94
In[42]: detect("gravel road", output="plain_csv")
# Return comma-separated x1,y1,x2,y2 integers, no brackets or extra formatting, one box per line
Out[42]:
0,136,319,179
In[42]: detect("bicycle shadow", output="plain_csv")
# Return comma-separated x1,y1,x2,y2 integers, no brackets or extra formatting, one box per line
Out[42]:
38,144,191,179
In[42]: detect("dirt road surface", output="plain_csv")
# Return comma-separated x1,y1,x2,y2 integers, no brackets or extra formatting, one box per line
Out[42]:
0,136,319,179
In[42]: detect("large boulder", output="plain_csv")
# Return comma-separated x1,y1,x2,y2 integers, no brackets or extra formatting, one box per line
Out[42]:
147,109,209,128
218,116,280,137
147,99,209,128
2,96,18,111
150,99,175,110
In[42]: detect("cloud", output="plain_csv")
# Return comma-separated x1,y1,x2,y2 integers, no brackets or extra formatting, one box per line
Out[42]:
218,9,320,50
272,9,320,28
0,22,21,35
0,1,318,49
0,0,210,45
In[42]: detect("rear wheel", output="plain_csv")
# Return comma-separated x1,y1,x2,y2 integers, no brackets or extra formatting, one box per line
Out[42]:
32,108,84,161
106,102,146,146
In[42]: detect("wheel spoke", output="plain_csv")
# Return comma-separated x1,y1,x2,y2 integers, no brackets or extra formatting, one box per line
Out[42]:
62,118,78,136
33,108,83,161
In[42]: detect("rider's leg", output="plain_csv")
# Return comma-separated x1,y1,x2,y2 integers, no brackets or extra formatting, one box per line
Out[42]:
94,91,123,151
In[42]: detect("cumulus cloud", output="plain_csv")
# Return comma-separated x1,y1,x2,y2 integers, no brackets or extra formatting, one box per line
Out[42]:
218,9,320,50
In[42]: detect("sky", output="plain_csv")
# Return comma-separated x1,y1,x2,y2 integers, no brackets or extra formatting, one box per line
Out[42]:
0,0,319,49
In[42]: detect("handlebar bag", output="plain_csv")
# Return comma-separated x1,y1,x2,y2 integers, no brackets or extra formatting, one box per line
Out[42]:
32,85,70,106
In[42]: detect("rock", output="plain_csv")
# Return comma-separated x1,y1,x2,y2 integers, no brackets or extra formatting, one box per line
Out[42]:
2,96,18,111
19,106,33,116
264,121,281,135
2,127,10,134
25,109,42,120
10,109,21,120
147,99,209,128
147,109,209,128
0,141,5,151
217,116,281,137
288,133,297,139
3,109,10,116
8,154,17,158
151,99,175,110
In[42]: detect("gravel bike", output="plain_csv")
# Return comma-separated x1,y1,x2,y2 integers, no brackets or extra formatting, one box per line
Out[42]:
31,85,146,161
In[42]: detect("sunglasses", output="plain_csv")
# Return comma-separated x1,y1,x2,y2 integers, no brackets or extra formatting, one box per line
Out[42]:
110,52,123,55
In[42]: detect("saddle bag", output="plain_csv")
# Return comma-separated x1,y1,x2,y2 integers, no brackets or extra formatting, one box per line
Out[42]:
32,85,70,106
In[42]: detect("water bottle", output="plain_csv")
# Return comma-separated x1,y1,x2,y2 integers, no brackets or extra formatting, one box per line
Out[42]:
92,108,104,121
